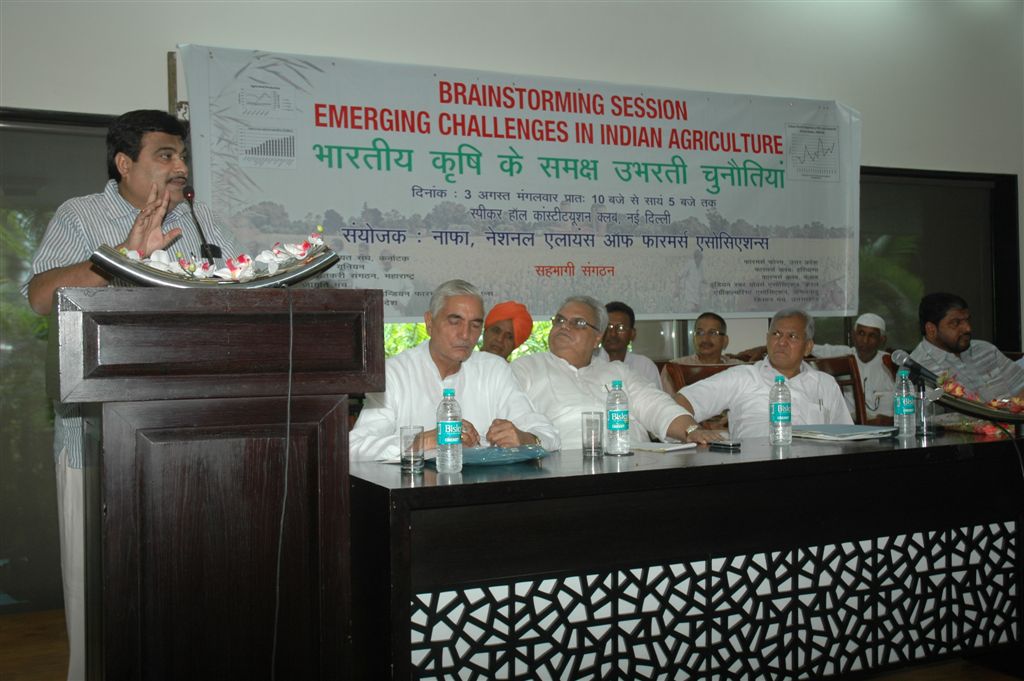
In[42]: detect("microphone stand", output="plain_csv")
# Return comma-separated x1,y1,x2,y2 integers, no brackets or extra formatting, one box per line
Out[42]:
913,376,938,436
183,185,221,265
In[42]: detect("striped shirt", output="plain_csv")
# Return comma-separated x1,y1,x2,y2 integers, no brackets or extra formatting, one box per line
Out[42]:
910,338,1024,402
25,180,241,468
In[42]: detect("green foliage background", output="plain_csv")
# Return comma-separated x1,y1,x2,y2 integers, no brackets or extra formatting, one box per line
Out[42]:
0,206,62,610
383,321,553,359
814,236,923,349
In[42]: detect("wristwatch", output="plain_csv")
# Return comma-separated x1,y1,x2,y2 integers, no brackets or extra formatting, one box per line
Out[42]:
685,423,700,438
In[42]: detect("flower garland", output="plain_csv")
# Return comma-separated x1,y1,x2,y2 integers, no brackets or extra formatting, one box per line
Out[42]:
937,373,1023,438
119,225,325,282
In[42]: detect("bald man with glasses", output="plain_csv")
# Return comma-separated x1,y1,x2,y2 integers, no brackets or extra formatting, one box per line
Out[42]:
512,295,718,448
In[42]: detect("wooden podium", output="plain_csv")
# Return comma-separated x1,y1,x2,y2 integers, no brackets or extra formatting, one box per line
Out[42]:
49,287,383,680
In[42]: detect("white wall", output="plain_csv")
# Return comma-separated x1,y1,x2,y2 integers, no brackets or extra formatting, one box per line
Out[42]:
2,0,1022,332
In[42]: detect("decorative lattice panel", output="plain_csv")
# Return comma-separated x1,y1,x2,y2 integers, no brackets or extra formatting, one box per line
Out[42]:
410,522,1018,680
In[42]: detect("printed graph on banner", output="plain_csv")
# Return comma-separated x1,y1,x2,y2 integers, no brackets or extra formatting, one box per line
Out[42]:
238,127,297,169
787,124,840,181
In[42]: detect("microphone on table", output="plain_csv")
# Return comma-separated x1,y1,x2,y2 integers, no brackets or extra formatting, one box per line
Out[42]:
891,349,939,385
183,185,222,265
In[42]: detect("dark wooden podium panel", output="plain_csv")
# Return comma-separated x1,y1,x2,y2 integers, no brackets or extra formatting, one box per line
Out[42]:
51,287,384,403
93,395,349,680
52,288,384,681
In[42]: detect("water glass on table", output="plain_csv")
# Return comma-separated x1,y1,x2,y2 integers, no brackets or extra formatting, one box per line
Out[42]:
400,425,424,472
581,411,603,457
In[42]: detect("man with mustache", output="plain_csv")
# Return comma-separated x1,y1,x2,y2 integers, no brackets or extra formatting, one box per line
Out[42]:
25,109,239,315
512,295,717,447
596,301,662,390
660,311,741,392
351,280,558,460
909,292,1024,401
22,109,240,681
675,309,852,439
810,312,895,423
480,300,533,360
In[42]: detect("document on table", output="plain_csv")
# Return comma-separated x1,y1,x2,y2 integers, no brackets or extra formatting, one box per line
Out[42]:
631,441,698,452
792,424,897,441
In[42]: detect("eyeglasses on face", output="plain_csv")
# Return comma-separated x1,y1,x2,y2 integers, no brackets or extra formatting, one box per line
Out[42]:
693,329,724,337
605,323,631,333
551,314,599,332
769,329,805,343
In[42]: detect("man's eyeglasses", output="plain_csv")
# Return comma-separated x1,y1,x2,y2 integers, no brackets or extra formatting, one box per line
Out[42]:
551,314,600,332
606,323,631,333
694,329,724,337
769,330,805,343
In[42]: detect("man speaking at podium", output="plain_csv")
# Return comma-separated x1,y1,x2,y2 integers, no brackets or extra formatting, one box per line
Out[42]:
25,109,239,315
22,109,240,681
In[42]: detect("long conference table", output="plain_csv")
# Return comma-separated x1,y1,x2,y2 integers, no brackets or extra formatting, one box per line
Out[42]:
350,432,1024,680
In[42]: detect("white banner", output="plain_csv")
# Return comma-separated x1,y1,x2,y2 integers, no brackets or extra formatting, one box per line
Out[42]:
182,45,861,320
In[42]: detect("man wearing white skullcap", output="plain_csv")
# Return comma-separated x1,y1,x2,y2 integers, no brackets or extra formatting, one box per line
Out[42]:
813,312,895,422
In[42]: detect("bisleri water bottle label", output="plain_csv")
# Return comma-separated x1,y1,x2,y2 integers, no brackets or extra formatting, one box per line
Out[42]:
894,395,915,416
770,402,791,424
437,420,462,445
607,409,629,431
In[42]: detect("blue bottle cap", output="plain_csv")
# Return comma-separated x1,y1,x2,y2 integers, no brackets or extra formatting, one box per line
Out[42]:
443,388,455,397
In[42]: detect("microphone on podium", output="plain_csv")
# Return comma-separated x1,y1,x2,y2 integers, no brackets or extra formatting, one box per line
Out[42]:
890,349,939,385
183,185,222,265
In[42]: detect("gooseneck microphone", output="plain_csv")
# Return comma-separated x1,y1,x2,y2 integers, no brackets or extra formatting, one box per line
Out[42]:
183,185,222,265
891,349,939,385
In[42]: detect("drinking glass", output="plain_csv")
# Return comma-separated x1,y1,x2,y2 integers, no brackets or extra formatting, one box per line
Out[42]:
581,412,603,457
400,425,424,472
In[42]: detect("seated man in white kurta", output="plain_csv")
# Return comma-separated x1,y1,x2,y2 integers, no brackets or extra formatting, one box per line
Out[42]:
812,312,895,422
659,311,742,393
350,280,559,461
511,295,717,447
595,300,662,390
676,309,853,440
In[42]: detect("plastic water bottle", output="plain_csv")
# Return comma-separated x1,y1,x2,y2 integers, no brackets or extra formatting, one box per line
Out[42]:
893,368,916,439
769,375,792,445
605,380,632,455
436,388,462,472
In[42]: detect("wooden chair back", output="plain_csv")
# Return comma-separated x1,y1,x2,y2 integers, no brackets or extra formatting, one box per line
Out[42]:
881,352,897,378
807,355,868,424
662,362,736,392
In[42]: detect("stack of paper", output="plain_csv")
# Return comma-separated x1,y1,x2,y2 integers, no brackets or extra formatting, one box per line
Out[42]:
631,441,699,452
792,424,897,441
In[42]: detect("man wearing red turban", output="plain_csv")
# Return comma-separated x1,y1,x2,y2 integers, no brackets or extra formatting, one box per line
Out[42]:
482,300,534,360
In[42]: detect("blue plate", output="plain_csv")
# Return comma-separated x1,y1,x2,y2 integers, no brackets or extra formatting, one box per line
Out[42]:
436,445,549,466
